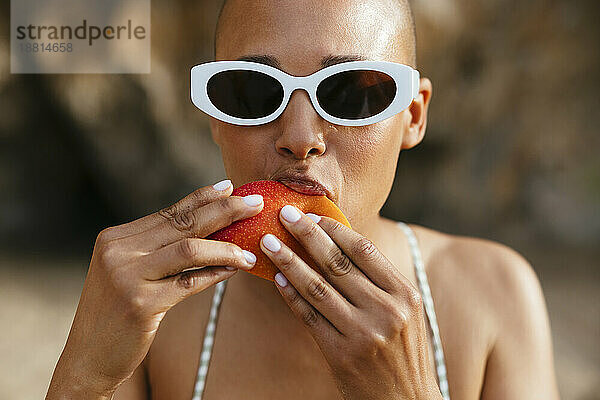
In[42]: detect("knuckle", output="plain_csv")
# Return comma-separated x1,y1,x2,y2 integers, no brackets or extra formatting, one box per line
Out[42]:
363,332,389,356
396,309,409,328
297,219,320,239
224,243,243,262
123,292,149,323
278,251,296,271
97,242,121,267
287,287,303,307
190,186,211,204
216,197,236,215
366,296,408,338
327,220,346,236
405,286,423,311
176,271,198,290
381,290,406,312
387,311,409,336
352,328,378,356
158,203,179,220
383,300,409,329
160,204,197,233
353,237,379,260
352,317,393,356
307,279,329,301
324,248,353,277
173,210,196,233
127,294,146,314
215,198,238,225
178,238,201,262
300,307,320,327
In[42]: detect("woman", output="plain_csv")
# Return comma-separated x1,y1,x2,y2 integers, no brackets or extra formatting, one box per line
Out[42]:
46,0,560,399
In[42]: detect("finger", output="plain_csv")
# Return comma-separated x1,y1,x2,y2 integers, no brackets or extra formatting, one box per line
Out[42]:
137,238,257,280
100,179,234,241
119,193,264,253
273,271,343,348
156,265,238,308
317,216,406,294
260,233,354,334
278,205,378,307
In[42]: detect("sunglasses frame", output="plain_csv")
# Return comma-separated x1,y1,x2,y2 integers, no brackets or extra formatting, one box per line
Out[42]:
190,60,420,127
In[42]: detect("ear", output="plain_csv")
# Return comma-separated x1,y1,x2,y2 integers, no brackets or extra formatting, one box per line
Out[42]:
401,77,433,150
209,117,221,147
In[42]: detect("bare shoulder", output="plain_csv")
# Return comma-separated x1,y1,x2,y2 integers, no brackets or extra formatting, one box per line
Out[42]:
409,223,540,307
407,223,549,350
398,224,558,397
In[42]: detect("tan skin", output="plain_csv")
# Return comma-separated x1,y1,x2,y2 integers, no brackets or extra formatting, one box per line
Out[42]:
46,0,560,399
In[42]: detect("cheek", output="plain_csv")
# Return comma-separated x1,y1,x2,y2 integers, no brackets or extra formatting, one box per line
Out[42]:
335,120,403,214
340,121,402,178
217,126,270,182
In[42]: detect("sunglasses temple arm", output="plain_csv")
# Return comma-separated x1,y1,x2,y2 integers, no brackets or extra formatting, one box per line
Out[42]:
411,69,420,100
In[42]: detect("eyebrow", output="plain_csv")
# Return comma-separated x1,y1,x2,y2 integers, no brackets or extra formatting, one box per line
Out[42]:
235,54,367,70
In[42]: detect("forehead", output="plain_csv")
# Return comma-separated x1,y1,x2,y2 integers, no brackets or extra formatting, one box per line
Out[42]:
216,0,408,74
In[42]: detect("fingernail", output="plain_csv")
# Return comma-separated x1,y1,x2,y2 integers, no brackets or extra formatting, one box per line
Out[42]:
225,266,236,270
242,250,256,265
213,179,232,191
281,205,301,223
275,272,288,287
306,213,321,224
243,194,263,207
262,234,281,252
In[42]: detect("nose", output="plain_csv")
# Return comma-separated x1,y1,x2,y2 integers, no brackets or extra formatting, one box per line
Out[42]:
275,90,326,159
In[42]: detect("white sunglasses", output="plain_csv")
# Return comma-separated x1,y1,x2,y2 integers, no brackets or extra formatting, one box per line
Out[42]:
190,60,419,127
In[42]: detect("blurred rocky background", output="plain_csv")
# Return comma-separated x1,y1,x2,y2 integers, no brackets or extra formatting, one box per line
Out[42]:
0,0,598,399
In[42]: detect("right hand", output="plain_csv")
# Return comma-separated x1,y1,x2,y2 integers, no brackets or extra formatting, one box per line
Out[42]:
47,179,263,398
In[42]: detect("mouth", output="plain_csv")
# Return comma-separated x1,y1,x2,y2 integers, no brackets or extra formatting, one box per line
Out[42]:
273,174,334,201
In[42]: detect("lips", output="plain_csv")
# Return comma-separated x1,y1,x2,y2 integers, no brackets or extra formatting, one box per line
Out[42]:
272,173,334,201
278,178,327,196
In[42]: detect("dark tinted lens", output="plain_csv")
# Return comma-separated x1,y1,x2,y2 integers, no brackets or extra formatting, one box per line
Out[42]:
207,70,284,119
316,70,396,119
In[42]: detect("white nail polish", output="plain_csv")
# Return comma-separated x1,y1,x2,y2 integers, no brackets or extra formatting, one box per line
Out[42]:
262,234,281,252
213,179,232,191
306,213,321,224
242,250,256,264
226,266,236,270
275,272,288,287
243,194,263,207
281,205,301,223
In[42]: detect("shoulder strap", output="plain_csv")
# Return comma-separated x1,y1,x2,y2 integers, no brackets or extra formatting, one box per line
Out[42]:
192,279,229,400
396,221,450,400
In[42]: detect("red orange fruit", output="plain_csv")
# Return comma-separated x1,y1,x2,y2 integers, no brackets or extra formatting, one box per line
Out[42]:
207,180,351,282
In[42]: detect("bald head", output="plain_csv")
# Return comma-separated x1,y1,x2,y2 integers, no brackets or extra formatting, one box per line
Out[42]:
214,0,417,68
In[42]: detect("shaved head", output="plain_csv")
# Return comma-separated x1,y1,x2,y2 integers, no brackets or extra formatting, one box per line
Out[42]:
214,0,417,68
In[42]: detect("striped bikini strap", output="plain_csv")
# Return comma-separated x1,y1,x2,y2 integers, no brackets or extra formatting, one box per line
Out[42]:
192,279,229,400
396,221,450,400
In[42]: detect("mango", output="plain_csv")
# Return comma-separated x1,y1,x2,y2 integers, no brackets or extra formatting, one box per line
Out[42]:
207,180,351,281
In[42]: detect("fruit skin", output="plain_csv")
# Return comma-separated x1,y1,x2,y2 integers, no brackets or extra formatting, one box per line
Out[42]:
207,180,351,282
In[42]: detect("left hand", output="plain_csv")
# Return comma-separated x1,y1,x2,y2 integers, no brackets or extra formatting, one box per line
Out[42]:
259,205,443,400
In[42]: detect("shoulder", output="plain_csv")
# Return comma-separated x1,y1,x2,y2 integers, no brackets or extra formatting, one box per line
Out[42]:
408,223,549,347
409,223,540,305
